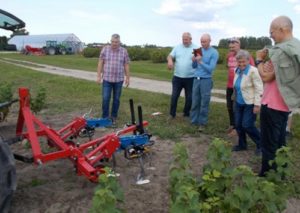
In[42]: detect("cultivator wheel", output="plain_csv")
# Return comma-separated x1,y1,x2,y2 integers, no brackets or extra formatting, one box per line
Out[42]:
0,136,17,213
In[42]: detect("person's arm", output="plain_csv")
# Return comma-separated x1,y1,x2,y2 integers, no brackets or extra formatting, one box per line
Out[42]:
256,49,275,83
252,68,263,114
124,63,130,87
249,55,255,66
256,63,275,83
198,51,219,74
97,59,104,84
167,55,174,70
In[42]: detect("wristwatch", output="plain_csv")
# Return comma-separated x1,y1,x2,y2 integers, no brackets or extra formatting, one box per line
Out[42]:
255,60,263,66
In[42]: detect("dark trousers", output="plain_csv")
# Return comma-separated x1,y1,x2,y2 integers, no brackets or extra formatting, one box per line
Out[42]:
259,104,289,176
226,87,235,127
169,76,194,117
235,102,260,149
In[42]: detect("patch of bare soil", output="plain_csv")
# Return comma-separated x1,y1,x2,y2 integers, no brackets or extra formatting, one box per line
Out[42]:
1,110,299,213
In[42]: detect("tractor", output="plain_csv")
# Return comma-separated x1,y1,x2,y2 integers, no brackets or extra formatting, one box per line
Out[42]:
43,40,71,55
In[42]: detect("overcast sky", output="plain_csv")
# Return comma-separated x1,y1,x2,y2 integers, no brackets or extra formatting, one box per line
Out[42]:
1,0,300,46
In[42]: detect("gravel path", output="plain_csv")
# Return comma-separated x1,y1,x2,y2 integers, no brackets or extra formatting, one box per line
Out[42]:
0,57,226,103
2,57,300,114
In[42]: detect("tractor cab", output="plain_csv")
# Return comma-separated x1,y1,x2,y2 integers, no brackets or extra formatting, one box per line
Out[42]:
0,9,25,31
0,9,26,51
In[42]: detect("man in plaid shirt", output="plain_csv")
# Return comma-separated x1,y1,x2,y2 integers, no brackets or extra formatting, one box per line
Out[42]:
97,34,130,124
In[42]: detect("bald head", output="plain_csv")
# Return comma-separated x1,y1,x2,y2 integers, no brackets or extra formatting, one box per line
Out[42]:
271,16,293,31
270,16,293,43
200,33,211,49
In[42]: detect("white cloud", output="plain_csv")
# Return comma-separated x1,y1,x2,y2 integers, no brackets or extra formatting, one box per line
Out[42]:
287,0,300,3
191,20,246,36
155,0,236,15
68,9,115,22
294,4,300,13
155,0,236,20
286,0,300,13
154,0,182,15
191,20,227,30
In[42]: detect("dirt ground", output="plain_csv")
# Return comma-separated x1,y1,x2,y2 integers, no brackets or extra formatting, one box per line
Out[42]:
1,109,299,213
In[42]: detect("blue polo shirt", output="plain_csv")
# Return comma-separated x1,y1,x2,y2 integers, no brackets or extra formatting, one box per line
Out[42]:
192,46,219,78
169,43,198,78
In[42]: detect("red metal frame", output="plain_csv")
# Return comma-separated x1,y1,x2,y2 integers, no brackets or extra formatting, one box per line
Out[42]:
24,45,45,56
15,87,148,182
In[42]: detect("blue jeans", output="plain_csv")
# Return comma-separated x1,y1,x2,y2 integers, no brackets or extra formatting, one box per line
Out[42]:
259,104,289,176
235,102,260,149
190,78,212,125
169,76,194,117
102,80,123,119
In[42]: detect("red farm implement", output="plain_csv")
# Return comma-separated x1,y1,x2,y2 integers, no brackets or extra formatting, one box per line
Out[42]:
0,87,154,212
24,45,45,56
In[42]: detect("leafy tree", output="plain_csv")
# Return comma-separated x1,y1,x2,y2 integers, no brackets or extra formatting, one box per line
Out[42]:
0,36,8,50
218,36,272,49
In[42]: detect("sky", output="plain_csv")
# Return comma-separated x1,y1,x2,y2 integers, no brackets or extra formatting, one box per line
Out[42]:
1,0,300,47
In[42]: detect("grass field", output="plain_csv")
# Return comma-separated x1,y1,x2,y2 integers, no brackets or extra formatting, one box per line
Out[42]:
0,54,299,176
0,53,228,88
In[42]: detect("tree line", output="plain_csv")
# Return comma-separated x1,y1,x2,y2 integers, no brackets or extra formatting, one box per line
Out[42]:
218,36,272,49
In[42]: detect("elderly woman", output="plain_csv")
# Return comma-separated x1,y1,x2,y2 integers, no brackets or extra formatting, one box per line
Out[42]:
232,50,263,155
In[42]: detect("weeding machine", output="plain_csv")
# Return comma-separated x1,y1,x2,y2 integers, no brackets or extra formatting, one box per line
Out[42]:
0,87,155,213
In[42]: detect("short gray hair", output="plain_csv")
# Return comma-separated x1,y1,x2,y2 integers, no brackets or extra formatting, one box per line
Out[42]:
182,32,192,39
235,50,250,60
111,33,120,40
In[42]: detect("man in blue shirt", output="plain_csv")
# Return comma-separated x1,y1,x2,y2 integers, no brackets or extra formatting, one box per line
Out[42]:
167,32,198,118
191,33,219,131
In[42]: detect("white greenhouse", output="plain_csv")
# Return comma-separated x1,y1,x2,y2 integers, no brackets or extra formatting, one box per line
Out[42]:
8,33,84,53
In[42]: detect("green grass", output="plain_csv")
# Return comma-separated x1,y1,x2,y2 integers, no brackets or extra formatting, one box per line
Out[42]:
0,53,227,88
0,60,227,140
1,59,300,185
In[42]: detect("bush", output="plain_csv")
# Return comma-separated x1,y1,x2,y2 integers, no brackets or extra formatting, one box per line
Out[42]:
127,47,152,61
169,138,296,213
217,48,227,64
90,168,124,213
82,47,101,58
0,82,13,103
0,82,13,122
30,87,47,114
150,48,171,63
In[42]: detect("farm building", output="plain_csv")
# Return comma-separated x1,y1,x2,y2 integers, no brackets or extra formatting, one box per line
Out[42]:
8,33,84,53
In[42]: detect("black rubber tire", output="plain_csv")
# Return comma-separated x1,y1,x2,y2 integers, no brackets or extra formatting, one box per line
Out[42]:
0,137,17,213
47,47,56,55
60,49,67,55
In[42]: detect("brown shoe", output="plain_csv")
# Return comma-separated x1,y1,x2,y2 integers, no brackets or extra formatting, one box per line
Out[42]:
198,125,205,132
226,126,234,134
228,129,237,137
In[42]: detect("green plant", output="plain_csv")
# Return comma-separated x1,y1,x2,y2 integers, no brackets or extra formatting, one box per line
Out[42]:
83,47,101,58
90,167,124,213
150,48,170,63
169,139,296,213
0,82,13,122
30,87,46,114
0,82,13,103
169,143,201,212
